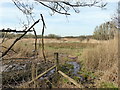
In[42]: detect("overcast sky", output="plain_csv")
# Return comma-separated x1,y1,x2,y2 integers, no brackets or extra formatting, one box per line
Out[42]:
0,0,118,36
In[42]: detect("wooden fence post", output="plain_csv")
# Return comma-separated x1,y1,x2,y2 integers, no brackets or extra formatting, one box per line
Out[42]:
31,62,36,88
36,64,39,88
54,52,59,72
54,52,59,86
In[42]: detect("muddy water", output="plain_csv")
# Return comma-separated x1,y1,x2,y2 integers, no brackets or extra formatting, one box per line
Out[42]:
67,61,81,76
2,61,81,79
39,61,82,81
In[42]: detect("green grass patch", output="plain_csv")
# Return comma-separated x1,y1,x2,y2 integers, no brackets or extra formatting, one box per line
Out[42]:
100,82,118,88
59,63,74,76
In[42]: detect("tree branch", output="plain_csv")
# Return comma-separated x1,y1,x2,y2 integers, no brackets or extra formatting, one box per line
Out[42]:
0,29,33,33
35,1,70,15
1,46,18,54
40,14,47,62
33,28,38,57
62,1,100,7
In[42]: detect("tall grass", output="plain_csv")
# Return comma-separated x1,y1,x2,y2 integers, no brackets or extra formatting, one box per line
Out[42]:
81,38,118,87
13,41,35,57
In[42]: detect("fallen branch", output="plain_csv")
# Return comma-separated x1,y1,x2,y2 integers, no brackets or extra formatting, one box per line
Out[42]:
58,70,83,88
1,46,18,54
1,19,40,58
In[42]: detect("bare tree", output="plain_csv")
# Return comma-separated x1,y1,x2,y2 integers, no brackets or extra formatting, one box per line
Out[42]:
1,0,107,58
12,0,107,16
112,1,120,29
8,0,107,58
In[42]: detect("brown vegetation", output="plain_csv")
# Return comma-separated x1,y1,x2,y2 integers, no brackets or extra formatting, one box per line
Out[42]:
81,38,118,87
1,37,118,88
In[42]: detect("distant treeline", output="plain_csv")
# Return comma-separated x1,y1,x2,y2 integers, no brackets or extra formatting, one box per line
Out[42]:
0,32,93,40
0,21,117,40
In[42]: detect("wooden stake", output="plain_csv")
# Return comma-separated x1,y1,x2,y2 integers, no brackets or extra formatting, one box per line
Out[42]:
58,70,83,88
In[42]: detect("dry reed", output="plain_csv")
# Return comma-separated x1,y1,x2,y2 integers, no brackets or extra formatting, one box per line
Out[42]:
81,38,118,87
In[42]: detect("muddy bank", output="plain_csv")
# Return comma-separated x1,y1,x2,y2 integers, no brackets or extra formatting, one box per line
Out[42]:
2,60,54,88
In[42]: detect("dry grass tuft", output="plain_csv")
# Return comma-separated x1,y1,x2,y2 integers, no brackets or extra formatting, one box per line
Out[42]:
13,41,35,57
81,38,118,87
81,39,118,71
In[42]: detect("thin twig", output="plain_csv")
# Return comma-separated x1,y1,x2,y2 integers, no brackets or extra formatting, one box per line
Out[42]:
12,0,24,13
56,2,67,12
62,1,99,7
36,1,70,15
12,0,32,15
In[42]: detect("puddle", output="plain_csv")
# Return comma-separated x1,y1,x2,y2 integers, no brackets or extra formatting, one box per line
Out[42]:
67,61,81,76
39,68,56,80
66,61,85,82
